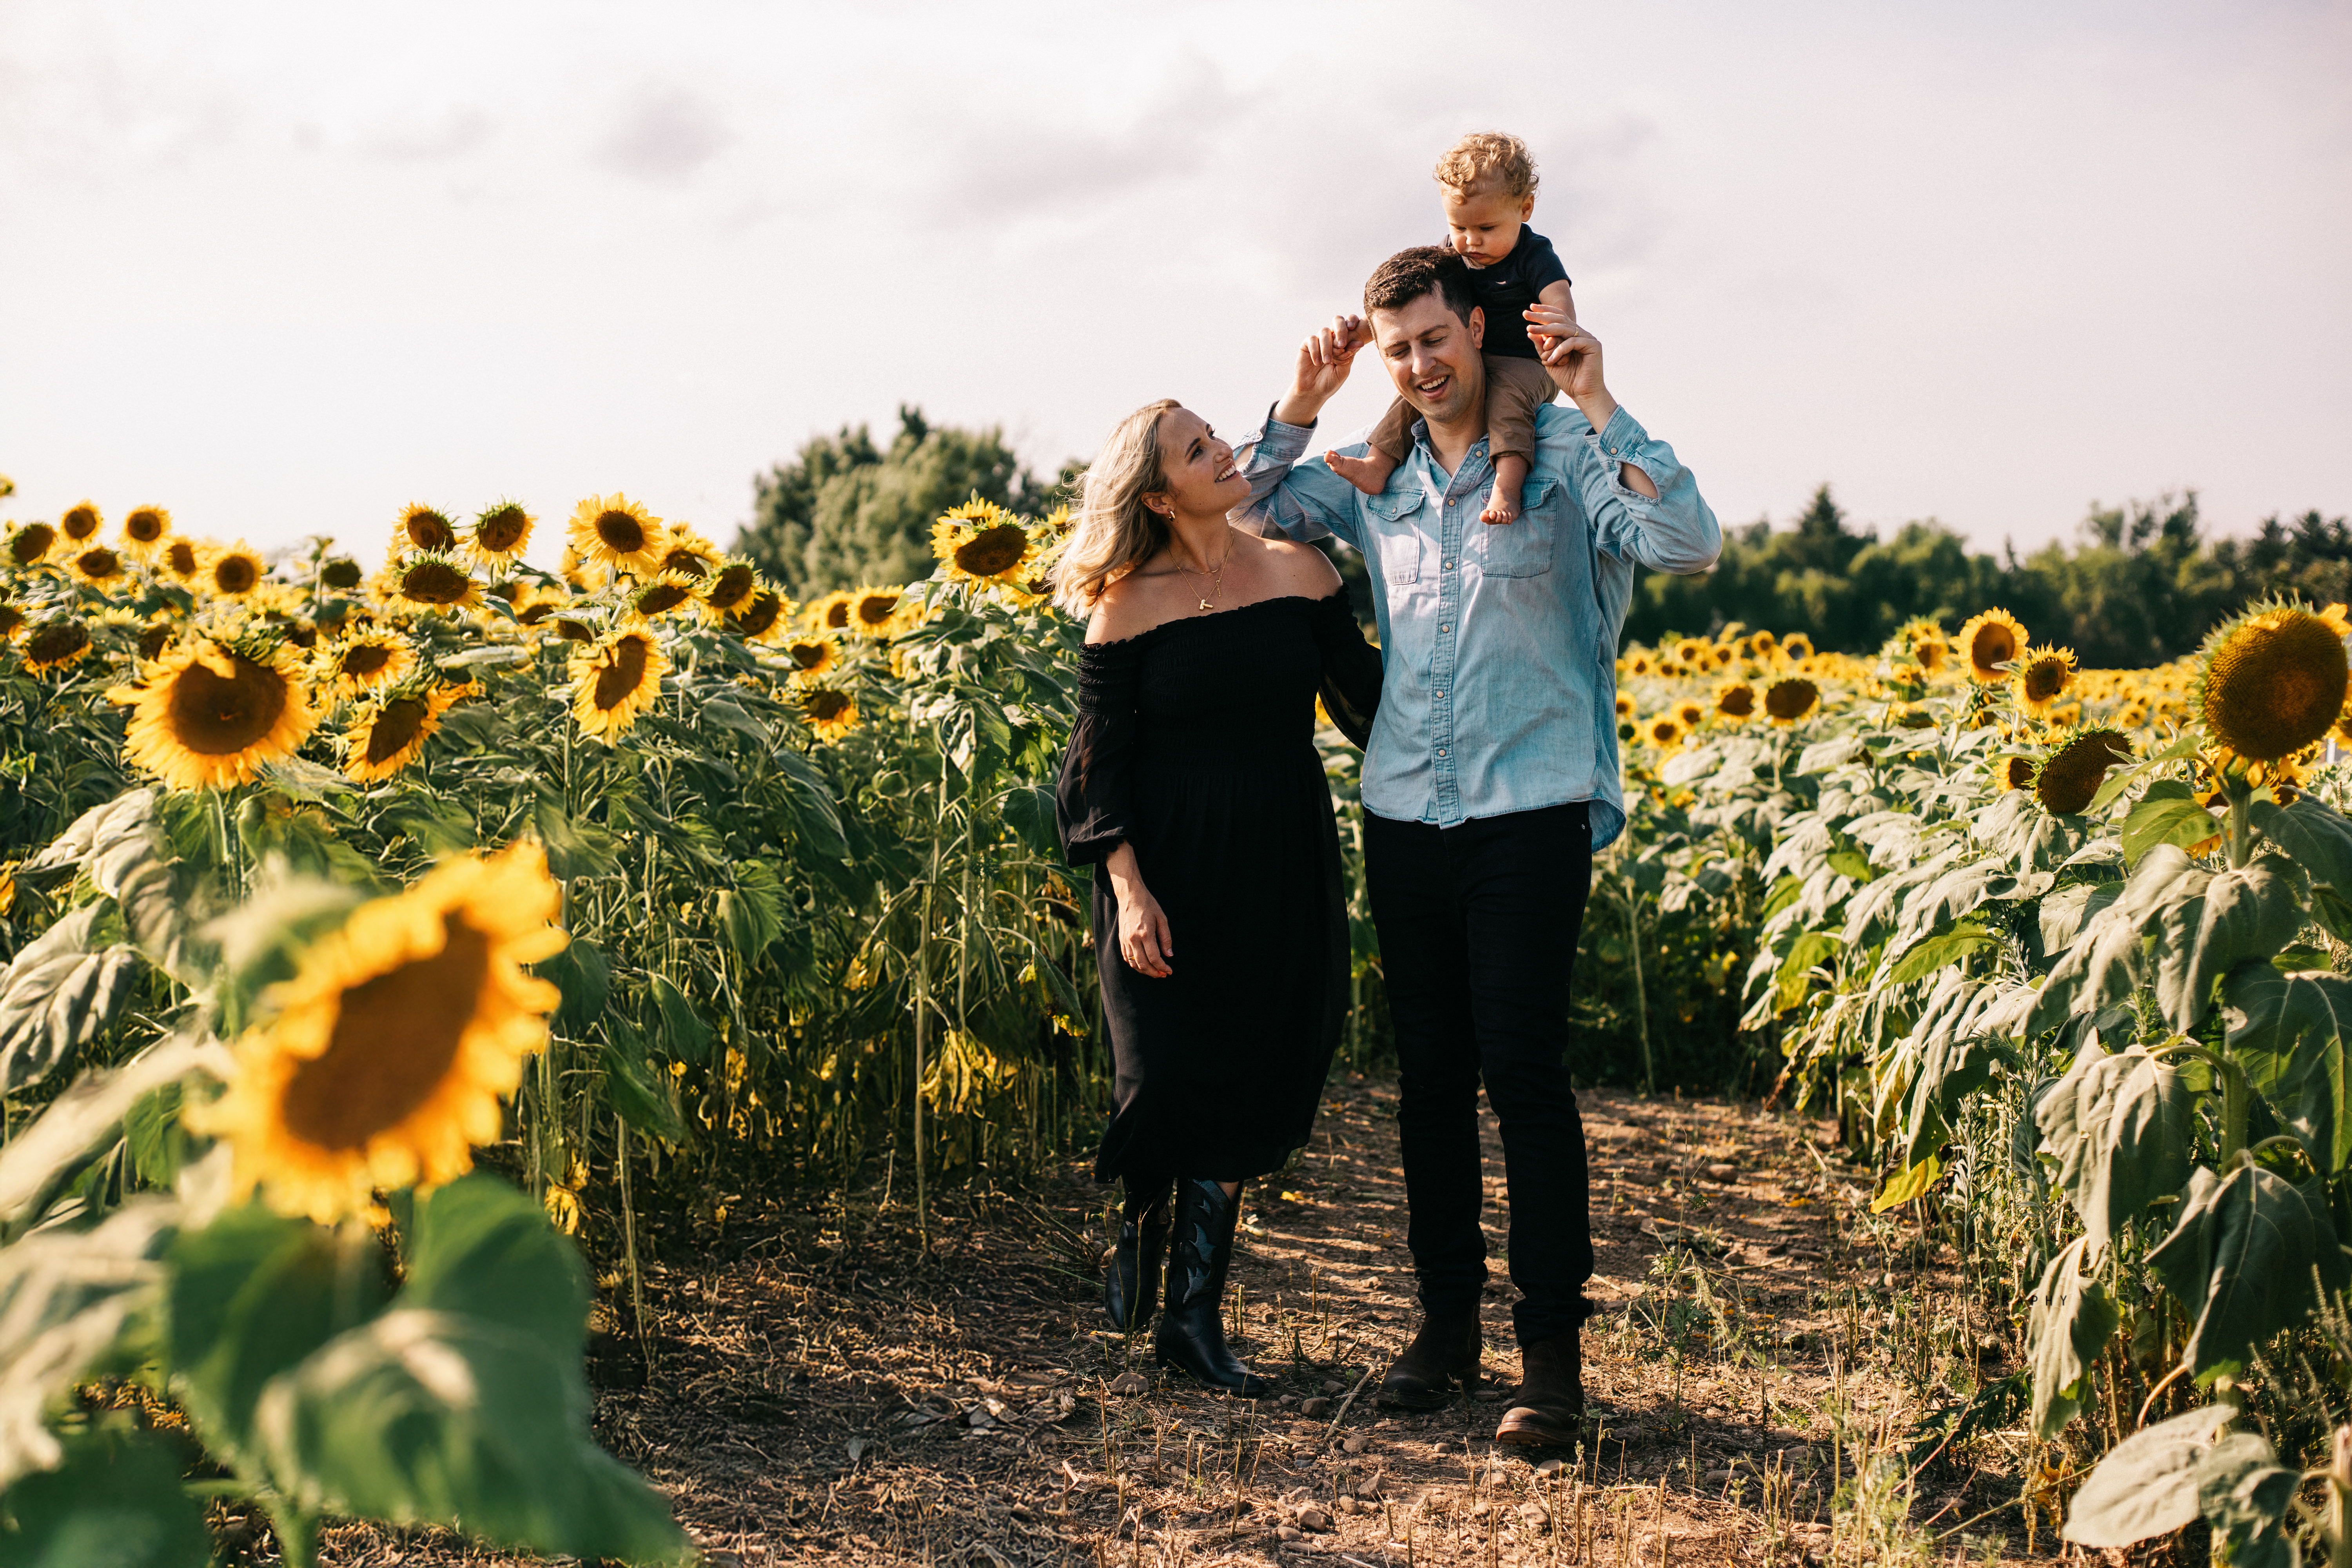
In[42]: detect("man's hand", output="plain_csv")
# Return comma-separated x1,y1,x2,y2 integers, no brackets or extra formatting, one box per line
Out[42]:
1274,314,1370,428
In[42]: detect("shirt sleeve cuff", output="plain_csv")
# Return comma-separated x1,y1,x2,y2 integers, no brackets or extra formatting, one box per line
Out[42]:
1244,407,1316,459
1589,406,1670,493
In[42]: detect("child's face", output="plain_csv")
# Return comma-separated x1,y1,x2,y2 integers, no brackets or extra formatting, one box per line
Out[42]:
1442,181,1534,268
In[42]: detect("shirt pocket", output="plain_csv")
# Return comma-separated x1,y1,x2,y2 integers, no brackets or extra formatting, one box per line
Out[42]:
1364,490,1427,584
1473,474,1559,578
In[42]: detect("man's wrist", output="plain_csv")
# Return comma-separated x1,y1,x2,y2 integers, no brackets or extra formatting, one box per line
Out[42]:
1573,392,1620,436
1272,393,1325,428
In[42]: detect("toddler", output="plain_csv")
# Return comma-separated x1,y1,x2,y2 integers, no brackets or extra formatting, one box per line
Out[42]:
1329,132,1576,525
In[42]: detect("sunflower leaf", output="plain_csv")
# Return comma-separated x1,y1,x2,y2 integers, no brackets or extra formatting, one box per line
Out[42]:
0,905,142,1093
2251,793,2352,892
648,975,713,1065
2060,1403,2236,1546
2147,1162,2349,1380
2120,780,2220,864
2033,1043,2196,1257
599,1022,686,1145
2026,1236,2121,1439
0,1417,212,1566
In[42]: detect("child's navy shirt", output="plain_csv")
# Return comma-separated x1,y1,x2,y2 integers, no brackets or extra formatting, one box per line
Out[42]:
1453,228,1570,360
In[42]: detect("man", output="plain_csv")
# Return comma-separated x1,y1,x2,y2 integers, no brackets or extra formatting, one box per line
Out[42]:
1236,245,1720,1444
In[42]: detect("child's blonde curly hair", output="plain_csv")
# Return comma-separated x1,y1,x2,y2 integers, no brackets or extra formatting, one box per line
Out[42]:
1434,132,1538,200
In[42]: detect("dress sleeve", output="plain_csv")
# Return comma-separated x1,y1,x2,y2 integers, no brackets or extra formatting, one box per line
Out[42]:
1055,639,1142,865
1308,590,1383,750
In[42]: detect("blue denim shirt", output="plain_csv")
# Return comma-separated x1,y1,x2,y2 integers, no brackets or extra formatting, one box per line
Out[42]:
1237,401,1720,849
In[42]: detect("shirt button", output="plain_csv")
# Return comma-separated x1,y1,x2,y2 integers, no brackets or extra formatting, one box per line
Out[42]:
1443,559,1454,569
1440,624,1450,632
1437,749,1448,758
1434,690,1444,699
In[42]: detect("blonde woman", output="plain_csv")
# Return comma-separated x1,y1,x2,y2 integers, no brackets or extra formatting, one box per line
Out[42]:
1054,398,1382,1397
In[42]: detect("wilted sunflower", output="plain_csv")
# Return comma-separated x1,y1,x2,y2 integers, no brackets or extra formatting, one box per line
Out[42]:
21,620,91,675
931,500,1040,588
204,542,265,599
569,626,670,742
808,590,856,633
780,632,841,678
468,500,534,567
623,570,704,622
158,538,204,583
847,586,907,639
5,522,58,570
340,682,467,782
110,638,318,789
727,588,791,643
1957,609,2027,684
0,603,23,645
1673,698,1706,730
1715,680,1757,721
1643,714,1684,749
1764,677,1820,724
318,556,365,591
699,559,759,619
2012,644,2078,715
119,505,172,557
1995,754,2037,792
190,840,566,1223
320,630,416,701
657,525,722,579
67,545,128,590
2193,599,2350,763
59,502,102,543
800,684,860,742
2032,728,2133,816
388,551,483,614
566,493,667,579
397,504,461,555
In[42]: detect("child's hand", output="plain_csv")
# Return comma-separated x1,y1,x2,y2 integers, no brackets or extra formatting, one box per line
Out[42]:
1278,314,1369,426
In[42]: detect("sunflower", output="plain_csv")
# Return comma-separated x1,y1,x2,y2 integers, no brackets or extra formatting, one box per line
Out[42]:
727,588,791,643
779,632,841,678
569,626,670,742
931,501,1040,588
20,620,91,675
1643,714,1684,749
1891,704,1937,729
1764,677,1820,724
319,630,415,702
1623,652,1652,677
109,639,317,790
189,840,566,1223
2012,644,2078,716
1957,610,2027,684
1613,692,1635,720
340,682,467,782
158,537,205,583
1780,632,1815,661
203,541,265,599
67,544,129,590
1748,630,1778,656
799,684,860,742
808,590,856,633
847,586,908,639
1673,637,1707,667
119,505,172,557
700,559,760,619
5,522,58,570
2194,599,2350,763
397,504,461,555
1673,699,1706,730
566,493,667,579
468,500,534,568
1995,754,2038,792
622,570,705,622
59,502,102,543
388,552,482,614
656,525,722,579
318,555,365,591
1715,680,1757,721
503,579,572,630
2032,728,2132,816
135,617,178,661
0,603,22,645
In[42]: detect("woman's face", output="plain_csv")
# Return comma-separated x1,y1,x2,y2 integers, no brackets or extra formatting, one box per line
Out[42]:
1148,407,1248,520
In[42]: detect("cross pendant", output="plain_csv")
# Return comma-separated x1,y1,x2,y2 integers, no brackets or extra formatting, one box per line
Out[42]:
1199,598,1214,612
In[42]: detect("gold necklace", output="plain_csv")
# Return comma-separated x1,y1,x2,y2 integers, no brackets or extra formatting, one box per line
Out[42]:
1174,533,1236,613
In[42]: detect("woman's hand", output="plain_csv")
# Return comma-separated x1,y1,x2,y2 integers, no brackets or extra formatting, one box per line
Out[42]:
1274,314,1369,428
1105,844,1173,978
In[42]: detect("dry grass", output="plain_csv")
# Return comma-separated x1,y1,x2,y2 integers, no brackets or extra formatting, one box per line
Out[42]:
267,1077,2076,1567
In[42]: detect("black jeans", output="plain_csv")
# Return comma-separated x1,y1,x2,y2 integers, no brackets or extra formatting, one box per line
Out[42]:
1363,801,1594,1347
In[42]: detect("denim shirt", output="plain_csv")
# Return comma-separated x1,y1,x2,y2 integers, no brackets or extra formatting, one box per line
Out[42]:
1236,401,1721,849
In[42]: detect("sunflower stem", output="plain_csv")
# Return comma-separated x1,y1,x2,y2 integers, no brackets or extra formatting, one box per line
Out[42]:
2222,769,2255,870
271,1505,320,1568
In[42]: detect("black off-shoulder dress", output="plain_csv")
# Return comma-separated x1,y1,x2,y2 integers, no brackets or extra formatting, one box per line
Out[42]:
1056,589,1384,1187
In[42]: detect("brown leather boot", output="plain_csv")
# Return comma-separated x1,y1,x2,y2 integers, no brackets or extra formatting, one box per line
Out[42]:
1494,1332,1585,1445
1376,1310,1481,1411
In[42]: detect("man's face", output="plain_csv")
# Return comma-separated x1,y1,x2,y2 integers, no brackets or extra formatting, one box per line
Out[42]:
1368,290,1485,427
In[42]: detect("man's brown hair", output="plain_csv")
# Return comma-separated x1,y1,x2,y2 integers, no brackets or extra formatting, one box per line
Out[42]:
1363,245,1479,328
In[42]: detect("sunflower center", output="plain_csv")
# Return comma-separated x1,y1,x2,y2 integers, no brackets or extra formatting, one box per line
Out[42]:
2024,661,2068,701
214,557,259,595
555,619,593,642
856,594,899,626
364,698,430,766
594,635,652,711
320,558,363,590
126,510,166,542
705,564,755,610
596,510,646,554
406,511,458,552
806,690,851,721
401,561,472,604
823,600,851,630
62,507,99,540
77,548,121,578
1971,628,2015,669
476,506,529,553
788,641,828,670
341,644,393,679
731,592,783,638
1719,686,1755,716
636,583,693,616
1766,680,1819,720
9,526,55,566
661,548,709,577
953,525,1031,578
26,623,88,664
164,541,199,575
279,915,492,1152
0,606,24,638
166,654,289,754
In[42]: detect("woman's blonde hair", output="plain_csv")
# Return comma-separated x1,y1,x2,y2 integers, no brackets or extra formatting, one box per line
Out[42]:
1051,398,1179,618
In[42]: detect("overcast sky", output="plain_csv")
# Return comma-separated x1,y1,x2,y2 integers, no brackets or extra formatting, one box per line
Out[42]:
3,0,2347,572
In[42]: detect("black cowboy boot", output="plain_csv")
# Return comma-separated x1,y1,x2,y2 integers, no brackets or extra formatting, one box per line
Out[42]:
1494,1332,1586,1446
1104,1180,1172,1332
1376,1308,1482,1410
1154,1178,1272,1398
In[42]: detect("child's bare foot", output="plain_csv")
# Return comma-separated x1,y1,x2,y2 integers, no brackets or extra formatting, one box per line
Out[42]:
1327,447,1399,497
1480,479,1524,526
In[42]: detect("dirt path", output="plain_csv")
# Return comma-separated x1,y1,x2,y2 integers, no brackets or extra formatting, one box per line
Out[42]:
317,1075,2052,1566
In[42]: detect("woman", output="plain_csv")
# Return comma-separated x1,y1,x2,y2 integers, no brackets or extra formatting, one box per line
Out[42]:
1053,397,1382,1397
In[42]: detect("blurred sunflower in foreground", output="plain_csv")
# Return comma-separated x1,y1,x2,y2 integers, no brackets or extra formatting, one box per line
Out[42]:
192,840,566,1223
2193,598,2349,764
